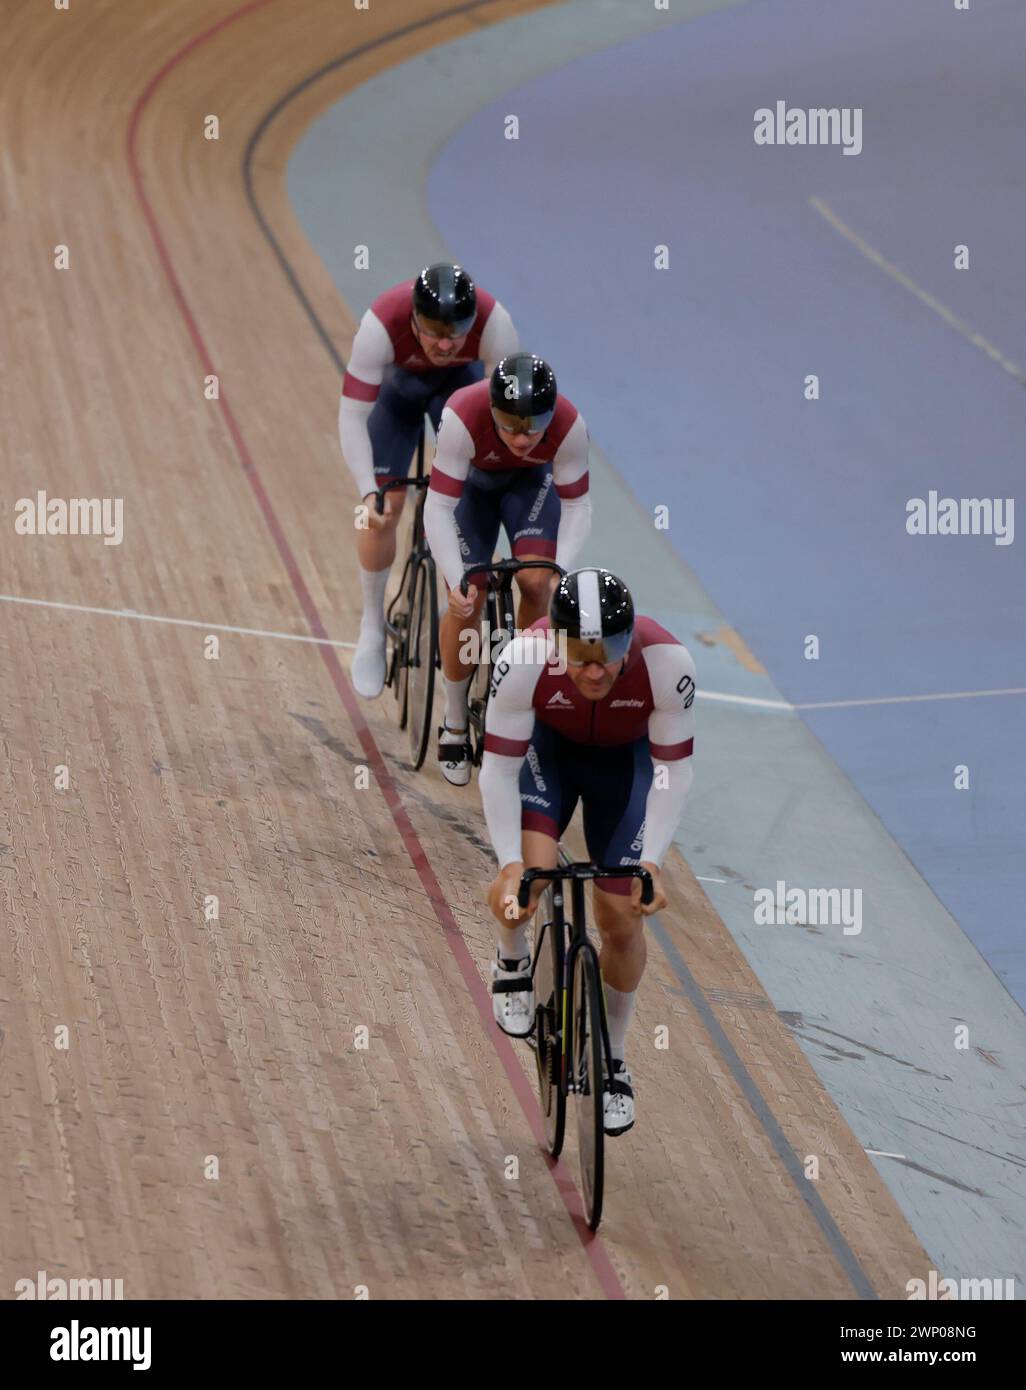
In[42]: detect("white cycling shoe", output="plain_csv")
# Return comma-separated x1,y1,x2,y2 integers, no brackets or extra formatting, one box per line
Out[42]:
438,725,473,787
490,953,535,1038
352,628,386,700
603,1059,635,1136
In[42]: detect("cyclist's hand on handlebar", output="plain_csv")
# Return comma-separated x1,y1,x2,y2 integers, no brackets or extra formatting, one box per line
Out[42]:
363,491,392,530
630,862,666,916
488,862,541,925
448,582,478,620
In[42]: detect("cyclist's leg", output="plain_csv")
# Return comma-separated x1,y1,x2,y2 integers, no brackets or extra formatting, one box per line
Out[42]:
519,722,570,870
518,725,581,927
581,738,652,991
359,368,427,568
353,370,428,697
499,466,560,628
490,725,574,1034
579,740,652,1130
437,474,500,738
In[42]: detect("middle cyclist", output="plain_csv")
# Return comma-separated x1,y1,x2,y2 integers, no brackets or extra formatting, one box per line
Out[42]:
424,351,592,787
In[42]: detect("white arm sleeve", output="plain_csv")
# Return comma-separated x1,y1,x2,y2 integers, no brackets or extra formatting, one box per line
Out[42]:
640,644,697,867
640,760,694,868
478,639,545,867
479,301,519,371
338,311,393,498
478,757,525,870
552,413,592,571
338,396,376,499
423,407,473,589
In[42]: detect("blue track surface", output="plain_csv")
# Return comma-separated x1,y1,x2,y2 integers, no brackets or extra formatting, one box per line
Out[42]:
427,0,1026,1004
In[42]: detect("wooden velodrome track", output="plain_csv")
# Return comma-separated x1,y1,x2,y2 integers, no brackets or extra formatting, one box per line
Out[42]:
1,0,931,1299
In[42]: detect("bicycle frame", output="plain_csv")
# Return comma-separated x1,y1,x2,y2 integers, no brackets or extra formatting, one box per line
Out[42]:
460,557,564,764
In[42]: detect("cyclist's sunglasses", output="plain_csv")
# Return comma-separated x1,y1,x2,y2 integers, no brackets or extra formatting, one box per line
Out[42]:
491,405,555,437
560,630,633,667
413,311,476,340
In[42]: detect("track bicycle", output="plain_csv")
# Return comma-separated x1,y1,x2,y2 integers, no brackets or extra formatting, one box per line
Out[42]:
458,557,564,767
379,421,438,769
519,857,654,1231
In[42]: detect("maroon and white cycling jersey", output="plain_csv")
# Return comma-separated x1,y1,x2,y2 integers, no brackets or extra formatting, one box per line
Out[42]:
338,279,518,497
424,382,591,589
479,616,696,869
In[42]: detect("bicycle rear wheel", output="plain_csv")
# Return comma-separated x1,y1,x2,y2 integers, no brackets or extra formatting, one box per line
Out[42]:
533,892,566,1157
571,945,605,1231
407,556,438,770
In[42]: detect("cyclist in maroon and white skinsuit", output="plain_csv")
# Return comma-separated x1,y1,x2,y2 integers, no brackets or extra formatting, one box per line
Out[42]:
339,264,518,698
424,353,591,784
478,569,696,1135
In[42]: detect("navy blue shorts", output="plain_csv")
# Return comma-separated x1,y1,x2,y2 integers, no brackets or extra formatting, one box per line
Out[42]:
454,464,561,588
519,723,653,896
368,361,485,483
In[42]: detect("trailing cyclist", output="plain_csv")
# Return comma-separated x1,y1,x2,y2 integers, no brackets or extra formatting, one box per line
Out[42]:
478,569,696,1135
339,263,519,699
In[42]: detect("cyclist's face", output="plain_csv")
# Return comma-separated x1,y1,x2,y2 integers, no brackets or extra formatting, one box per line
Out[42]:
412,312,470,364
564,640,623,699
491,408,545,457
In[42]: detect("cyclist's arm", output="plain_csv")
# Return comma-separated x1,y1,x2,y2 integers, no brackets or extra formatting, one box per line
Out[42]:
479,642,544,868
338,310,393,499
479,300,519,373
423,407,473,589
552,413,592,571
640,643,696,867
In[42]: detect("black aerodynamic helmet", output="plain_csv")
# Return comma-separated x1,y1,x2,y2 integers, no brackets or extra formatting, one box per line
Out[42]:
550,568,635,665
489,352,557,433
412,262,477,335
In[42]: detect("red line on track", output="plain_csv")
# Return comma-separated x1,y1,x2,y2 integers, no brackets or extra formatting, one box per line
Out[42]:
126,1,625,1299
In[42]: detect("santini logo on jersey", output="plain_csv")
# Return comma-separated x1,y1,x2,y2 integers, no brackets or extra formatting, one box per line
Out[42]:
610,698,644,708
545,691,574,709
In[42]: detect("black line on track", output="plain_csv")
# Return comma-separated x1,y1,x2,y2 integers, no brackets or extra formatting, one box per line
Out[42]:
242,0,498,375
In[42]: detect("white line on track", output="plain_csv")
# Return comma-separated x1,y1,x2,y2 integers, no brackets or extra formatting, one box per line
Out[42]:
865,1150,908,1161
810,195,1026,388
0,592,356,649
696,876,729,884
6,593,1024,710
699,686,1026,711
698,690,792,710
796,687,1026,710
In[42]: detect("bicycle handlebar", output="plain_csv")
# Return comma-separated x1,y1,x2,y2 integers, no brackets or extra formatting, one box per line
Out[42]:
459,557,564,597
373,475,430,515
517,864,654,908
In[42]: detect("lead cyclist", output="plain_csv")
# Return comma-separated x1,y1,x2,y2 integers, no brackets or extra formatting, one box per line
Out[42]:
478,569,696,1135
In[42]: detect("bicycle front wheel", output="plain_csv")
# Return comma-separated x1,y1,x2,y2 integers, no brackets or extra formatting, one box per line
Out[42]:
407,556,438,770
571,945,605,1231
